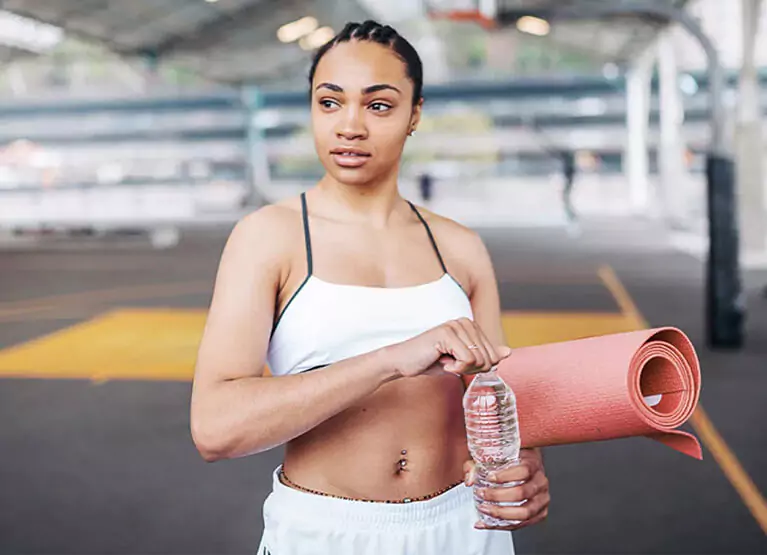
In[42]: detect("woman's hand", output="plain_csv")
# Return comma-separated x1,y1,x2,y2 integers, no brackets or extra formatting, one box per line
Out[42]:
464,448,550,531
383,318,512,379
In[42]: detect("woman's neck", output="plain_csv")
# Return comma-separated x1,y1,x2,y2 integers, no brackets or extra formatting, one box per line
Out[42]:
315,174,405,228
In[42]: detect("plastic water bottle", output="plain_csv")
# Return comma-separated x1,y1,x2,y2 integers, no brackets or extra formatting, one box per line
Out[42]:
463,366,524,527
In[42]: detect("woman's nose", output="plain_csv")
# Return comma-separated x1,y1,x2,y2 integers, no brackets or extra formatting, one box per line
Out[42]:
336,108,367,140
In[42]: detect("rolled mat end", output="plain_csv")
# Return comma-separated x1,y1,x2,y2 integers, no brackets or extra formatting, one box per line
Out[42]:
649,430,704,460
498,327,703,459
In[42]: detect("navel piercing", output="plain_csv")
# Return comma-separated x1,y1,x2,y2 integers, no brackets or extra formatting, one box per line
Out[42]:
397,449,409,473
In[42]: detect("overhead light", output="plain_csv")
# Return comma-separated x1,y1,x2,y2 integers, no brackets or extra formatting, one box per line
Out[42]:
299,26,335,50
205,0,219,3
516,16,550,36
277,16,318,43
678,73,699,96
0,9,64,53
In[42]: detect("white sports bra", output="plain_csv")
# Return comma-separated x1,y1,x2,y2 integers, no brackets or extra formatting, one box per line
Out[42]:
266,193,474,376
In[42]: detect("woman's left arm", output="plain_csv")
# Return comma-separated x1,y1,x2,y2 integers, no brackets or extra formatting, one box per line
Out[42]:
463,232,550,531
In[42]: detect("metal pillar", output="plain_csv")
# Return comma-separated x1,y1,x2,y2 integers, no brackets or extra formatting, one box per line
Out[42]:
625,48,653,215
498,1,745,348
657,31,688,228
735,0,766,259
241,85,272,207
664,7,743,349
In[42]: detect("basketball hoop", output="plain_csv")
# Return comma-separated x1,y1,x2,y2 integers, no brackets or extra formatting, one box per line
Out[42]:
424,0,498,29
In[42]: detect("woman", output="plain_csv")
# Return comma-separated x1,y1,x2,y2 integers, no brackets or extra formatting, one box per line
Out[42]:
191,20,550,555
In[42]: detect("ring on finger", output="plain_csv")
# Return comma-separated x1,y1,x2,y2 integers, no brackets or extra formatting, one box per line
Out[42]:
467,344,480,350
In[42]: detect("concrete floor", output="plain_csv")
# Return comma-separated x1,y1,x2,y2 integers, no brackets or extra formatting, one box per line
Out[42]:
0,218,765,554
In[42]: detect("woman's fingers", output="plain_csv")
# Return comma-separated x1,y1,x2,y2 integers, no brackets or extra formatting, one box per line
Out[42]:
477,489,550,524
470,324,505,367
437,326,477,373
436,318,512,375
450,319,491,370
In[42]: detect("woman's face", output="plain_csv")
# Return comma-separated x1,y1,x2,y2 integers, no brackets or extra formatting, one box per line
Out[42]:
310,40,421,187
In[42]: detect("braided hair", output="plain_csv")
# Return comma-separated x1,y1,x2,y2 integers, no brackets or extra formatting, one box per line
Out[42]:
308,20,423,106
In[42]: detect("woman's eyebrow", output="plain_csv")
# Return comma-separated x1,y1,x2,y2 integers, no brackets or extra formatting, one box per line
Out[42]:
315,82,344,93
314,83,401,95
362,84,401,95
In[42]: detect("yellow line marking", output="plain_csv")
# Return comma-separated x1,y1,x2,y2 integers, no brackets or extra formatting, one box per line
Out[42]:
599,264,767,535
501,311,640,348
690,408,767,534
0,281,211,318
0,308,207,381
597,265,646,328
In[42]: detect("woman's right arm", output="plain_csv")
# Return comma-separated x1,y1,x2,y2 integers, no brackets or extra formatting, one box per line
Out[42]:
190,207,397,461
190,207,510,462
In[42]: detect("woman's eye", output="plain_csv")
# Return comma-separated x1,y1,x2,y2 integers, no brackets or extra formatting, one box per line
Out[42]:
320,99,339,109
369,102,392,113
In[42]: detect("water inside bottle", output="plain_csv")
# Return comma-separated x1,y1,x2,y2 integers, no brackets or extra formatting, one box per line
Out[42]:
463,368,525,527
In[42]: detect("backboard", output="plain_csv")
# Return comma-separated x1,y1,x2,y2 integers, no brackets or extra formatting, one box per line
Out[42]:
423,0,499,29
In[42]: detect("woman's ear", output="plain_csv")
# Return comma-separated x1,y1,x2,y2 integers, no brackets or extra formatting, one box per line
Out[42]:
409,98,424,135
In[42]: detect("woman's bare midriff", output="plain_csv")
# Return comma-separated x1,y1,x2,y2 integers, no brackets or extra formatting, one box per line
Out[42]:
282,369,470,501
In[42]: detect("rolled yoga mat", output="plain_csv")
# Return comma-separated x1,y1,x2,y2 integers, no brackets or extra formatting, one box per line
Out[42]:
496,327,703,459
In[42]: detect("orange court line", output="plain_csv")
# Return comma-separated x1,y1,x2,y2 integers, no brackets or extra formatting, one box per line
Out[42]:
598,264,767,535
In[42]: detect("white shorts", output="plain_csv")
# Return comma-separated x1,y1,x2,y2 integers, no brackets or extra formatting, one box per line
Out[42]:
257,466,515,555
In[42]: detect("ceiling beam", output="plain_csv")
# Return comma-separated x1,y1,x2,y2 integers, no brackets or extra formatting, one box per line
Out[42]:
613,20,663,63
135,0,298,57
0,3,117,47
189,41,308,83
57,0,117,23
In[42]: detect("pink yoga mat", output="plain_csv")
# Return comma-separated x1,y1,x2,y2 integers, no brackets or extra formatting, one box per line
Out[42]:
496,327,703,459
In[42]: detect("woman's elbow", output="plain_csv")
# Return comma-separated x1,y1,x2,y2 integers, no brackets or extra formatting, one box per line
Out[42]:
195,441,225,463
190,414,230,463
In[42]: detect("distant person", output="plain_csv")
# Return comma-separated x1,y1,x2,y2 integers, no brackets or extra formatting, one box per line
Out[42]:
191,20,549,555
527,122,580,233
419,171,433,203
559,150,578,232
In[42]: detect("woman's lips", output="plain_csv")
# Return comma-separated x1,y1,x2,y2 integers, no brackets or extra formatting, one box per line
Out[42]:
330,150,371,168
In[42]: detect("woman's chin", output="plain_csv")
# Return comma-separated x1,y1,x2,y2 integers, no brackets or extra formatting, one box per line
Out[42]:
328,168,378,187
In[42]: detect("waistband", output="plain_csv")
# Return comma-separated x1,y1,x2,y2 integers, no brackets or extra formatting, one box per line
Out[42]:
265,465,473,530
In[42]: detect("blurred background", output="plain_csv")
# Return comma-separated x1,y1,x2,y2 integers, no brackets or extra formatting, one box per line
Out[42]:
0,1,765,554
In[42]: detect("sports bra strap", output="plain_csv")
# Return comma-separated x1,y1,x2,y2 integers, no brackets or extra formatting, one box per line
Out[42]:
407,201,448,274
301,194,445,277
300,192,313,276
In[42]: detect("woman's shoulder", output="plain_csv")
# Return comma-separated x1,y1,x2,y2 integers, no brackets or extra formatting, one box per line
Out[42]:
409,203,489,294
224,197,305,265
234,200,297,237
409,202,484,252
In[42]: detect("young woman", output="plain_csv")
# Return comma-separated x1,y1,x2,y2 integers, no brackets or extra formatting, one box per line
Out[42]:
191,20,550,555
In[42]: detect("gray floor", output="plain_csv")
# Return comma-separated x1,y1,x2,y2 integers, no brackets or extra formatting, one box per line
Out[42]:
1,221,766,554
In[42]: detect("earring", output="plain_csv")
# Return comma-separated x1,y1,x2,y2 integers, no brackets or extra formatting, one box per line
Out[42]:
408,129,416,137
